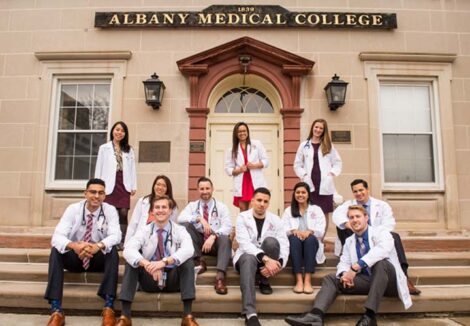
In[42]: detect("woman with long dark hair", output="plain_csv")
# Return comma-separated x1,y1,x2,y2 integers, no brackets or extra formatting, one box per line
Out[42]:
125,175,178,244
95,121,137,247
282,182,326,294
224,122,268,212
293,118,342,237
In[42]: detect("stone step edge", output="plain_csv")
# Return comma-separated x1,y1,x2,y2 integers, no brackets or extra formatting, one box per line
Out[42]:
0,281,469,314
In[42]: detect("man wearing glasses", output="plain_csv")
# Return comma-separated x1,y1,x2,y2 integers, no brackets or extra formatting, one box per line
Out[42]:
44,178,121,326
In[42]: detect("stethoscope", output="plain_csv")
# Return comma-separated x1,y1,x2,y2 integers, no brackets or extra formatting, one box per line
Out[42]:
81,204,107,233
196,198,219,220
150,222,174,255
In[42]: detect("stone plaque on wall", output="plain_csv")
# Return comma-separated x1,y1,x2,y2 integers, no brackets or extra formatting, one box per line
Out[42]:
139,141,171,162
331,130,351,143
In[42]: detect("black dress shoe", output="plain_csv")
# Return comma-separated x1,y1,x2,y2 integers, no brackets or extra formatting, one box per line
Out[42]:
285,312,323,326
356,314,377,326
245,316,261,326
258,281,273,295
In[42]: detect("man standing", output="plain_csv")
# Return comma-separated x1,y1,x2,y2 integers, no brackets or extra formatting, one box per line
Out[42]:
332,179,420,295
116,195,198,326
234,187,289,326
286,205,412,326
178,177,232,295
45,178,121,326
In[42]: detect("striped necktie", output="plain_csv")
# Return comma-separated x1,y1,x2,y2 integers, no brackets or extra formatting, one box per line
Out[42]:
82,213,93,270
203,203,209,241
357,236,371,275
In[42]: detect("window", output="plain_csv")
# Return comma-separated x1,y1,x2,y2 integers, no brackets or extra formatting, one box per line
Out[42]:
379,82,438,185
214,86,274,113
54,81,111,181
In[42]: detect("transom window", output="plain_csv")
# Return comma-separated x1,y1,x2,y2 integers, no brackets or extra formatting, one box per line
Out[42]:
215,87,274,113
54,81,110,180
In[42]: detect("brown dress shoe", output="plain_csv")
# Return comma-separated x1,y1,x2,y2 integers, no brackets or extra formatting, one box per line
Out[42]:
214,278,228,295
102,307,116,326
116,315,132,326
47,311,65,326
181,314,199,326
407,278,421,295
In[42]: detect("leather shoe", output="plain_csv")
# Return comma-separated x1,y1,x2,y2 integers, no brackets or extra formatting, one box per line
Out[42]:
196,258,207,275
407,278,421,295
115,315,132,326
355,314,377,326
101,307,116,326
259,281,273,295
181,314,199,326
245,315,261,326
285,312,323,326
47,311,65,326
214,278,228,295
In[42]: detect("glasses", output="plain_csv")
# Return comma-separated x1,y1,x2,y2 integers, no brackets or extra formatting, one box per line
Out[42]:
87,190,106,196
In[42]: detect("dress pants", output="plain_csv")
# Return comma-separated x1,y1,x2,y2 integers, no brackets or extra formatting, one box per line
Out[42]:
337,228,409,275
313,259,398,313
119,258,195,303
235,237,280,317
182,222,232,272
44,246,119,302
288,234,319,274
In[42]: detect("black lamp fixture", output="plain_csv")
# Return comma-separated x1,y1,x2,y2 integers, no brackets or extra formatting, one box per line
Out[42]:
324,74,348,111
143,73,166,109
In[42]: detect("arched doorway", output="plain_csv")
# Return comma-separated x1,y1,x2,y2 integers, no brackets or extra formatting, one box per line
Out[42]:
177,36,314,212
207,74,282,217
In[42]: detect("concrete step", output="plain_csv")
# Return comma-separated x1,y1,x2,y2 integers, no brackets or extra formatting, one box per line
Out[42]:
0,262,469,287
0,281,469,314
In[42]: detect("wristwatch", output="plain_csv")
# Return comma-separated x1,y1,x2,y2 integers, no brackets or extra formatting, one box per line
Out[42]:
262,255,269,264
96,242,105,250
350,265,359,273
162,257,170,266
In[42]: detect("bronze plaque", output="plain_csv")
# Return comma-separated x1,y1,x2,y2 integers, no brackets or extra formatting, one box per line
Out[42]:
331,130,351,143
139,141,171,162
190,141,205,153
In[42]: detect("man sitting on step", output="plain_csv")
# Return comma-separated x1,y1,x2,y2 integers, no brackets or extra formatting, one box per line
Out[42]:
178,176,232,295
234,187,289,326
332,179,421,295
285,205,412,326
44,178,121,326
116,195,199,326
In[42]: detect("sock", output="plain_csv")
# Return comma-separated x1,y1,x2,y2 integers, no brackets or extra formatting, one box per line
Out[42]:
104,294,115,308
50,299,62,313
183,299,192,315
365,308,376,318
216,270,225,280
310,308,324,318
121,300,132,318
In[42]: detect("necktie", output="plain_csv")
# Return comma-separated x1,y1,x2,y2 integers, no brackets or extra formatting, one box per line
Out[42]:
203,203,210,241
357,236,371,275
82,213,93,270
155,228,165,261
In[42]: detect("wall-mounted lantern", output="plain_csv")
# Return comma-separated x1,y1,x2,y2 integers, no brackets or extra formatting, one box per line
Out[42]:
324,74,348,111
143,73,166,109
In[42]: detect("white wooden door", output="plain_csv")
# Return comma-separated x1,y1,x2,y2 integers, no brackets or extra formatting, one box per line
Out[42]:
208,122,282,222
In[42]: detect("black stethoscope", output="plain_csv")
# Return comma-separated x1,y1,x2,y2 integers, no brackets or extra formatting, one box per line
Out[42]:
196,198,219,219
81,204,106,226
150,221,174,255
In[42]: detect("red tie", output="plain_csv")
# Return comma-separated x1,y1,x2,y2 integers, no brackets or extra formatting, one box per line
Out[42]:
203,203,209,241
156,228,165,261
82,213,93,270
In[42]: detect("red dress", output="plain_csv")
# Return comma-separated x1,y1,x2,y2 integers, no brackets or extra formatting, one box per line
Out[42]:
233,146,255,207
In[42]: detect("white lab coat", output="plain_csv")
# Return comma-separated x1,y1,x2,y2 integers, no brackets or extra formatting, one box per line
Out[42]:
333,197,396,232
177,198,232,236
123,220,194,268
51,200,121,254
94,141,137,195
293,140,342,195
282,204,326,264
233,209,289,268
125,196,179,244
337,226,412,309
224,139,269,197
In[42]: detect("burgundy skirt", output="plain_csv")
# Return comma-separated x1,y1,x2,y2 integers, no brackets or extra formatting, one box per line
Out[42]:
104,170,130,209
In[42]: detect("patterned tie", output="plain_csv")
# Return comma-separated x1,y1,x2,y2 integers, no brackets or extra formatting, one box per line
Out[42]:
82,213,93,270
203,203,209,241
155,228,165,261
357,236,371,275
